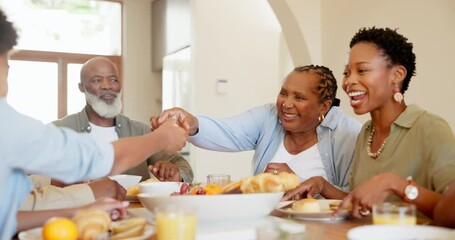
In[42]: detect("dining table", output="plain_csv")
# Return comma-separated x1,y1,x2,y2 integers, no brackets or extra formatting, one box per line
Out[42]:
127,201,372,240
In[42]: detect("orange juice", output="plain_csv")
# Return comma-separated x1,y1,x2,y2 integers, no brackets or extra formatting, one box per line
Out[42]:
373,214,416,225
156,212,197,240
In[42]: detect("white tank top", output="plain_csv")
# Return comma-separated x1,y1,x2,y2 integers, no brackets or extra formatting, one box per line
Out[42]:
88,122,119,143
270,138,327,181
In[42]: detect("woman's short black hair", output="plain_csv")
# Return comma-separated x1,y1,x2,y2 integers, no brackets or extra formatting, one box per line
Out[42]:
350,27,416,93
294,65,338,106
0,9,17,55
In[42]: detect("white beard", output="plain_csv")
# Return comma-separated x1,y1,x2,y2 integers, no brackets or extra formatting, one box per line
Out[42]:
84,90,122,118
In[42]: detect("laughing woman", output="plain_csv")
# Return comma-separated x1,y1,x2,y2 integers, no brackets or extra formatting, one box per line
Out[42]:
284,27,455,219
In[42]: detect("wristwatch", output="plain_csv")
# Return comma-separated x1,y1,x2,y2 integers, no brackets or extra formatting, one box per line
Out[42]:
404,176,419,201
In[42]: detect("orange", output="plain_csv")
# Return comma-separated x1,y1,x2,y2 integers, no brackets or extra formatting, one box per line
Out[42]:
204,183,222,195
42,217,78,240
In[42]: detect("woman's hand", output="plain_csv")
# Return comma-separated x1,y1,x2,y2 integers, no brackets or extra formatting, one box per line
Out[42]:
334,172,402,218
283,176,327,200
264,163,294,175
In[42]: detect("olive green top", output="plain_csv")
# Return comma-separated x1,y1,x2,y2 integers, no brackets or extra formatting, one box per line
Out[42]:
351,104,455,194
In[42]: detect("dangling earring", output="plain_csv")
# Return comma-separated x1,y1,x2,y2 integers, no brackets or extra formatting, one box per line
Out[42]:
393,82,404,104
318,114,325,122
394,92,404,103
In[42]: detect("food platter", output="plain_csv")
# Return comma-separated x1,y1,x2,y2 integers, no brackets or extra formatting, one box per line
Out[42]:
138,192,284,221
276,199,350,221
18,224,154,240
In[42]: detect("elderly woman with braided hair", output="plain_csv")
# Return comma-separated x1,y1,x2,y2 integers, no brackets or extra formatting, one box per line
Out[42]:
151,65,361,192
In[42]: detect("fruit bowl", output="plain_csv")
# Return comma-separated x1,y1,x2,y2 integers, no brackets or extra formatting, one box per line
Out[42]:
138,192,284,221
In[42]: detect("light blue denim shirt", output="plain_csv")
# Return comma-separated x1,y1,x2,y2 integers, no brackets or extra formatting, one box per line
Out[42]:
0,98,114,239
190,104,361,192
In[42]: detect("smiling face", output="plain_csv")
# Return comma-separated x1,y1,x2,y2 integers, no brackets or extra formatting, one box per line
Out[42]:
79,57,122,118
276,71,327,133
342,42,396,115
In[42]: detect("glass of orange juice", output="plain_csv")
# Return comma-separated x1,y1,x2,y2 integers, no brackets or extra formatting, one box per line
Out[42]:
372,202,416,225
206,174,231,188
155,204,197,240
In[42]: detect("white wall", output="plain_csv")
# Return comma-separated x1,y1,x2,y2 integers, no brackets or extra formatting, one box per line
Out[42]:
190,0,284,181
122,0,163,123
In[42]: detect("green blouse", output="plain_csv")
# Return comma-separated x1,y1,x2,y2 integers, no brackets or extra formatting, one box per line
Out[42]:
350,104,455,194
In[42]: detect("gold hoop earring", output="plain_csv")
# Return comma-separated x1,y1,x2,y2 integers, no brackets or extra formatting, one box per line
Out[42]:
318,114,325,122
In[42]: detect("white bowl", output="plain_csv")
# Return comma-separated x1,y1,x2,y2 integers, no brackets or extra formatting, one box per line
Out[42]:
347,225,455,240
138,192,284,221
108,174,142,189
139,181,183,196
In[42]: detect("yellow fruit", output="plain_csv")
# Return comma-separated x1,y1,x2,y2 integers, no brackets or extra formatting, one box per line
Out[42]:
42,217,78,240
204,183,222,195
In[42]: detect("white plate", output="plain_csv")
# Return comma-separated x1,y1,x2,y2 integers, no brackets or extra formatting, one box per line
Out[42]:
18,224,154,240
138,192,284,221
276,199,350,221
347,225,455,240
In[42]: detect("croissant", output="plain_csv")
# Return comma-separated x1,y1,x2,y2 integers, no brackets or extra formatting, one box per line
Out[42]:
72,209,111,240
277,172,300,191
241,173,283,193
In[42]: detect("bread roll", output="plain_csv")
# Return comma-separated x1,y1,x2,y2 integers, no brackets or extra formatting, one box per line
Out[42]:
111,217,147,234
277,172,300,191
241,173,284,193
72,209,111,240
126,178,158,196
221,180,242,194
292,198,320,213
110,217,147,239
110,225,146,240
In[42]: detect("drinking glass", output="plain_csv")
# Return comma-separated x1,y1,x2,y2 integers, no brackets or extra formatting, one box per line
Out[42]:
155,204,197,240
372,202,416,225
206,174,231,188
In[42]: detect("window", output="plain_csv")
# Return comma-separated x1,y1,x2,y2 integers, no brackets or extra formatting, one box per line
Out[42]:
0,0,122,123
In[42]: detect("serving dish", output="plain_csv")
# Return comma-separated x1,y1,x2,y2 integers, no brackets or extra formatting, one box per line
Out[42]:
108,174,142,189
138,192,284,221
276,199,350,221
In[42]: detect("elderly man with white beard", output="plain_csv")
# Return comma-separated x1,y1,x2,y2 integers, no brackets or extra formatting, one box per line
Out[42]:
20,57,193,211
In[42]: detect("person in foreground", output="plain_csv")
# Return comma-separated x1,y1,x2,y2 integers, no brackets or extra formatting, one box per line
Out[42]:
0,10,188,238
152,65,361,191
284,27,455,219
20,57,194,211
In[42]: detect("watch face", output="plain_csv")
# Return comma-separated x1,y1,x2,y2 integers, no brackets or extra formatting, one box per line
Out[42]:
405,185,419,200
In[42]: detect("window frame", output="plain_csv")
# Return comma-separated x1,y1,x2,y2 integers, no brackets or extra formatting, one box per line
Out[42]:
10,50,122,119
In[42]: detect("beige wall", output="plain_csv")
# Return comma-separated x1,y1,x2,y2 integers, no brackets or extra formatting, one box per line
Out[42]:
122,0,162,123
190,0,284,181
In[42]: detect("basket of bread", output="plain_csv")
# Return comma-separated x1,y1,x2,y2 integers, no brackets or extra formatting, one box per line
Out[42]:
138,172,301,221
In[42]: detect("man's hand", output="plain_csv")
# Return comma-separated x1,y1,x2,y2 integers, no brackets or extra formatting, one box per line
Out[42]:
88,178,126,201
149,161,182,182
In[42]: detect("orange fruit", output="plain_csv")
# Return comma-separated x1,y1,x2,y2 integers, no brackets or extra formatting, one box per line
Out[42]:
204,183,222,195
42,217,78,240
